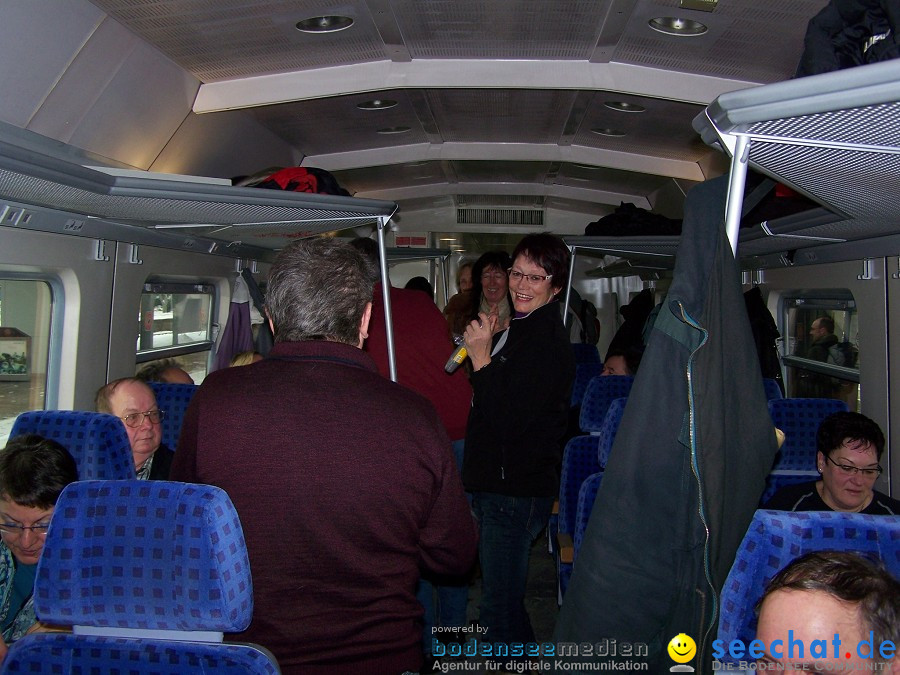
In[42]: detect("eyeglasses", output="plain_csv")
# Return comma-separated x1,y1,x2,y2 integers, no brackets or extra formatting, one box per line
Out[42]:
508,269,552,284
824,454,882,478
120,409,165,428
0,521,51,537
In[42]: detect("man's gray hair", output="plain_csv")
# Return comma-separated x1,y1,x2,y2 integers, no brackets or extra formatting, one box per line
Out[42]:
266,237,374,345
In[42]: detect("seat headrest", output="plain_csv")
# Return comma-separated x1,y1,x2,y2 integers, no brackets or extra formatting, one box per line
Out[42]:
35,480,253,632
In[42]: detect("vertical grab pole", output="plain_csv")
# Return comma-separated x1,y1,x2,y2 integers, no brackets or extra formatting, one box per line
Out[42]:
441,253,451,307
563,245,576,320
376,217,397,382
724,134,750,256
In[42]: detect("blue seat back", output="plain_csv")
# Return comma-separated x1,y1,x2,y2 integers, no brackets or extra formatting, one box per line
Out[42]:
558,435,601,537
762,378,783,401
570,362,602,407
3,479,278,675
597,397,628,467
9,410,135,480
5,635,279,674
579,375,634,432
34,480,253,632
148,382,198,449
767,398,849,471
717,510,900,665
573,472,603,560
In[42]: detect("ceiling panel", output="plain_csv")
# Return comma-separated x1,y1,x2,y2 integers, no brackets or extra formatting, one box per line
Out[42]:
80,0,831,228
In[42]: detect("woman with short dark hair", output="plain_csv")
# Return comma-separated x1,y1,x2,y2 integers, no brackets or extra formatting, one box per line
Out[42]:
461,233,575,649
0,434,77,660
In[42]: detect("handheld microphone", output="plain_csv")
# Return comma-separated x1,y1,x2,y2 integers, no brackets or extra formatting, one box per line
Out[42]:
444,342,468,373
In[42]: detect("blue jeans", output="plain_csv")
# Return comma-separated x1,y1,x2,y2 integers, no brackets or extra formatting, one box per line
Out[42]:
472,491,554,646
420,439,471,655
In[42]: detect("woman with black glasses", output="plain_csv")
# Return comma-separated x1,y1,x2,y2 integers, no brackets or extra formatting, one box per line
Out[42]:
461,232,575,650
765,411,899,514
0,434,77,662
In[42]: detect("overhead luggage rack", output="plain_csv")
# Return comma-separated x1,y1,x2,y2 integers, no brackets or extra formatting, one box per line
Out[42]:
693,58,900,263
0,128,397,251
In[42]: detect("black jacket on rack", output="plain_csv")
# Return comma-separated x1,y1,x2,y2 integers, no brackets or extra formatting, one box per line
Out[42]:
550,176,778,672
796,0,900,77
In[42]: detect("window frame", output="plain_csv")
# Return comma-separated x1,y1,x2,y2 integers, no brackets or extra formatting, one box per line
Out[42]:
135,281,217,365
0,272,63,410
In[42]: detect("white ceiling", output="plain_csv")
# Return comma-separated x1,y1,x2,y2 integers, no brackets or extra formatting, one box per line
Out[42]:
82,0,829,231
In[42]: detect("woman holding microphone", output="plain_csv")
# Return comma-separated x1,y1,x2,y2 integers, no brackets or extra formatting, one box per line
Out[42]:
461,232,575,650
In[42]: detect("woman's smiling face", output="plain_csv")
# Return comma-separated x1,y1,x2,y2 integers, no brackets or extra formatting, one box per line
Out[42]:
508,254,560,314
480,264,508,306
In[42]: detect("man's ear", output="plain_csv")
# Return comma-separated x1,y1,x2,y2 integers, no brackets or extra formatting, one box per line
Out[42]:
359,302,373,345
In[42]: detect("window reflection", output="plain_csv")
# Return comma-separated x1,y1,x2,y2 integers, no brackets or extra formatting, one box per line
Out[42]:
0,280,52,445
784,296,859,411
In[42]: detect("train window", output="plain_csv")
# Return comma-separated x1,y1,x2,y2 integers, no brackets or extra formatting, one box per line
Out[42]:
781,292,859,411
136,282,215,384
0,279,53,444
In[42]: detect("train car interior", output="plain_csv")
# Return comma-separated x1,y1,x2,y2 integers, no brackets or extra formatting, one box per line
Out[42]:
0,0,898,670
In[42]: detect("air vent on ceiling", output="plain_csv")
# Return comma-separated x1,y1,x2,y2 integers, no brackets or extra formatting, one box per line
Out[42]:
457,208,544,226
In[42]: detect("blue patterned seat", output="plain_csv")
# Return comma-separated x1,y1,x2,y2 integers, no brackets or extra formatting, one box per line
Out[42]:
717,510,900,666
762,398,849,503
573,471,603,560
3,480,278,674
557,397,628,600
570,362,602,407
148,382,198,450
9,410,135,480
579,376,634,432
761,378,783,401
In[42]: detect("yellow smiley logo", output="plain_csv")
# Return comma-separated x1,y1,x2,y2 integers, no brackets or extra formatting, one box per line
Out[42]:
667,633,696,664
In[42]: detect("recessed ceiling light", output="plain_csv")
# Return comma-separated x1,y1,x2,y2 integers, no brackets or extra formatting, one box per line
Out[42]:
648,16,708,36
377,126,411,134
357,99,398,111
296,15,354,33
439,238,457,241
590,127,626,137
604,101,646,113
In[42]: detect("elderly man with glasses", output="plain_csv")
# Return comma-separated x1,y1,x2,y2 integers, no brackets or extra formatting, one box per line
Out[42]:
0,434,78,662
765,411,900,514
95,378,171,480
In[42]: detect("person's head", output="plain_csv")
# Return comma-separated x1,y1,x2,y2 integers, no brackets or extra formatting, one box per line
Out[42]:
601,347,642,376
404,276,434,298
135,359,194,384
96,378,163,468
471,251,512,310
815,411,885,512
266,237,374,346
508,233,569,314
347,237,381,283
229,350,263,367
810,315,835,340
457,261,474,293
0,434,77,564
755,551,899,671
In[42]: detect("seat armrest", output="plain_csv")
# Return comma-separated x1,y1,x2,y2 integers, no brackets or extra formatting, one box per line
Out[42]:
557,533,574,564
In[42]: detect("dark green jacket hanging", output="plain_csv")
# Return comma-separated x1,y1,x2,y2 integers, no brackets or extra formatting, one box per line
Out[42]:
551,176,778,672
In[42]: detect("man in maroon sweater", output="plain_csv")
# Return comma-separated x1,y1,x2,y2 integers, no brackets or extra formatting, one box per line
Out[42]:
170,238,477,675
